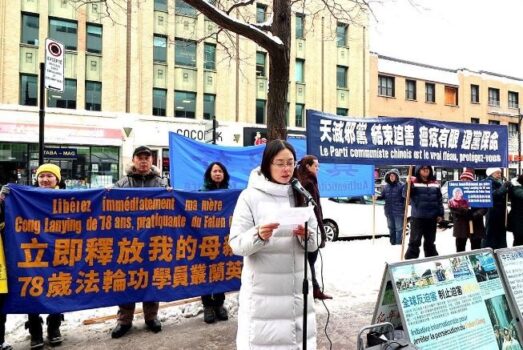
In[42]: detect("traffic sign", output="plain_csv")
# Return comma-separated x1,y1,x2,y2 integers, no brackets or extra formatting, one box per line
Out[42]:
44,38,64,92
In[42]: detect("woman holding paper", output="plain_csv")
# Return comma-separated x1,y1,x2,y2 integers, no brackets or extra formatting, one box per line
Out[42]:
229,139,318,349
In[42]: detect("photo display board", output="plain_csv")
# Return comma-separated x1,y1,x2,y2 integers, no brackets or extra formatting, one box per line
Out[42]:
378,249,522,350
496,247,523,329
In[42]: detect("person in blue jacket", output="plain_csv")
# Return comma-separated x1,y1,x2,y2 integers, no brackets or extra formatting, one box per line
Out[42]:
403,165,444,260
378,169,405,245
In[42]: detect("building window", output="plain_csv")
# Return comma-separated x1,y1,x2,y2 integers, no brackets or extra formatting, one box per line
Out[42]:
337,66,348,88
175,39,196,67
154,0,168,12
295,103,304,127
295,59,304,83
47,79,77,109
425,83,435,103
336,108,348,116
256,99,266,124
203,94,216,120
336,22,348,47
85,81,101,111
444,86,458,106
470,118,480,124
488,88,500,107
470,84,479,103
378,75,394,97
175,0,197,16
21,13,39,45
509,123,518,138
256,4,267,23
153,88,167,116
488,120,500,125
175,91,196,118
295,14,304,39
256,52,266,77
19,74,38,106
86,24,102,54
204,43,216,70
153,35,167,63
509,91,519,109
49,18,78,51
405,79,416,100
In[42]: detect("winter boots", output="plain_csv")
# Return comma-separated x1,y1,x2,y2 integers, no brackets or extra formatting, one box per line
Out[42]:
26,314,63,349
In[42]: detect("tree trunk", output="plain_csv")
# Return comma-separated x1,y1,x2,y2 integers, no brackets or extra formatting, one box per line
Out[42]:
266,0,291,141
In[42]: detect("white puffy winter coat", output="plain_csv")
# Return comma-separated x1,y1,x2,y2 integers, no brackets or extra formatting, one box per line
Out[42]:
229,168,318,350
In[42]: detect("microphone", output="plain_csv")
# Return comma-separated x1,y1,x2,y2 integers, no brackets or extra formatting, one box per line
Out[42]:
291,178,317,207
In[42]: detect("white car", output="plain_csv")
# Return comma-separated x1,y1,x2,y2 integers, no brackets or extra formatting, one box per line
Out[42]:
320,196,409,241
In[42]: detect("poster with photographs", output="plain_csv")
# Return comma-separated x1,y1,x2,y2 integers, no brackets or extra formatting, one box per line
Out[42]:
388,249,520,350
373,267,402,328
447,180,492,208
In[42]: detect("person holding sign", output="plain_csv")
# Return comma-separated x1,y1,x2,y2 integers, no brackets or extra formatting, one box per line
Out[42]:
483,167,510,249
449,169,487,252
200,162,230,324
229,139,318,349
377,169,405,245
403,165,444,260
110,146,169,339
508,175,523,246
296,155,332,300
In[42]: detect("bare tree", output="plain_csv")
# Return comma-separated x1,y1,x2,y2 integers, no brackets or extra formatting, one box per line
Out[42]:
69,0,372,140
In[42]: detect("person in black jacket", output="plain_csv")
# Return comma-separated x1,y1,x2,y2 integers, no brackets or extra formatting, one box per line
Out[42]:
378,169,405,245
200,162,230,323
403,165,444,260
297,155,332,300
483,167,509,249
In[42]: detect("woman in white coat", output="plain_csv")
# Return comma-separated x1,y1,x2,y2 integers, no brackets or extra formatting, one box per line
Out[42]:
229,139,318,350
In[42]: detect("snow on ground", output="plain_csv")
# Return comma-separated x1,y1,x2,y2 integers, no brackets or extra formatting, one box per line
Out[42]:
5,228,511,348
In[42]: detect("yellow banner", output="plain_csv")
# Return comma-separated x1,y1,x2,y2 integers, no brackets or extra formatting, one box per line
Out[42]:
0,234,8,293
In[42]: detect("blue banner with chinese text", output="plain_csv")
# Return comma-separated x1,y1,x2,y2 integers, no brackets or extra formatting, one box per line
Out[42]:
169,132,375,196
1,185,242,314
306,110,508,168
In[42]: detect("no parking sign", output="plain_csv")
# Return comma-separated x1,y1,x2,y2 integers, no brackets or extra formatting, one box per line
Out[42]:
44,38,64,92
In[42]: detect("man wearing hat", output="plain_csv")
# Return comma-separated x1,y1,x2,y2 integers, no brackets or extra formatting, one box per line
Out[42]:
111,146,169,339
483,167,510,249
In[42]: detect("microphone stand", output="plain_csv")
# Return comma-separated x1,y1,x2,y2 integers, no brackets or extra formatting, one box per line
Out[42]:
302,196,314,350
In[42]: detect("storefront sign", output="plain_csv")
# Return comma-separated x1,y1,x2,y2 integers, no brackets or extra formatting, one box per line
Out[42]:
43,148,77,159
306,110,508,168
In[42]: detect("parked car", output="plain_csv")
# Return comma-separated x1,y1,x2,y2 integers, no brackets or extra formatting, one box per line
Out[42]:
320,195,410,241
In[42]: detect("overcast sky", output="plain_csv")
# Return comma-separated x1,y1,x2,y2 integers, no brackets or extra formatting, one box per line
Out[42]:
369,0,523,79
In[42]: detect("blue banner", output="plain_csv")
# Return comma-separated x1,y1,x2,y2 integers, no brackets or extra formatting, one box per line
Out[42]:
447,180,492,208
306,110,508,168
2,185,242,314
169,132,375,197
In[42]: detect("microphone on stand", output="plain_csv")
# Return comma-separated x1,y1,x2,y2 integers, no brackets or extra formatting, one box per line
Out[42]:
291,178,317,207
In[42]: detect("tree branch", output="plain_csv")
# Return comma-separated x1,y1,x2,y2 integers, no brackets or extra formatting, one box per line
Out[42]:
226,0,256,15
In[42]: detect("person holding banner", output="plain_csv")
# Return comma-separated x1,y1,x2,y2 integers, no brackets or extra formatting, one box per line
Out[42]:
484,168,510,249
403,165,444,260
297,155,332,300
200,162,230,324
377,169,405,245
111,146,169,339
449,169,487,252
229,139,318,349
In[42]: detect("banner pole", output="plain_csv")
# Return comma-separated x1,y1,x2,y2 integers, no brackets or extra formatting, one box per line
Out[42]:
372,194,376,243
400,166,413,261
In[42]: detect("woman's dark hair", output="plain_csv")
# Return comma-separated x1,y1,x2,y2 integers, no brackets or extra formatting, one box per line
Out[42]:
260,139,297,182
203,161,229,190
296,155,318,180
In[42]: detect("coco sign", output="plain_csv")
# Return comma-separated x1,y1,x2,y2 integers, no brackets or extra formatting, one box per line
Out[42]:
44,38,64,92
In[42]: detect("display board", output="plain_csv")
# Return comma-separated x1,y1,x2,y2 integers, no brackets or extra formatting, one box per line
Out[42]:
447,180,492,208
373,249,522,350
